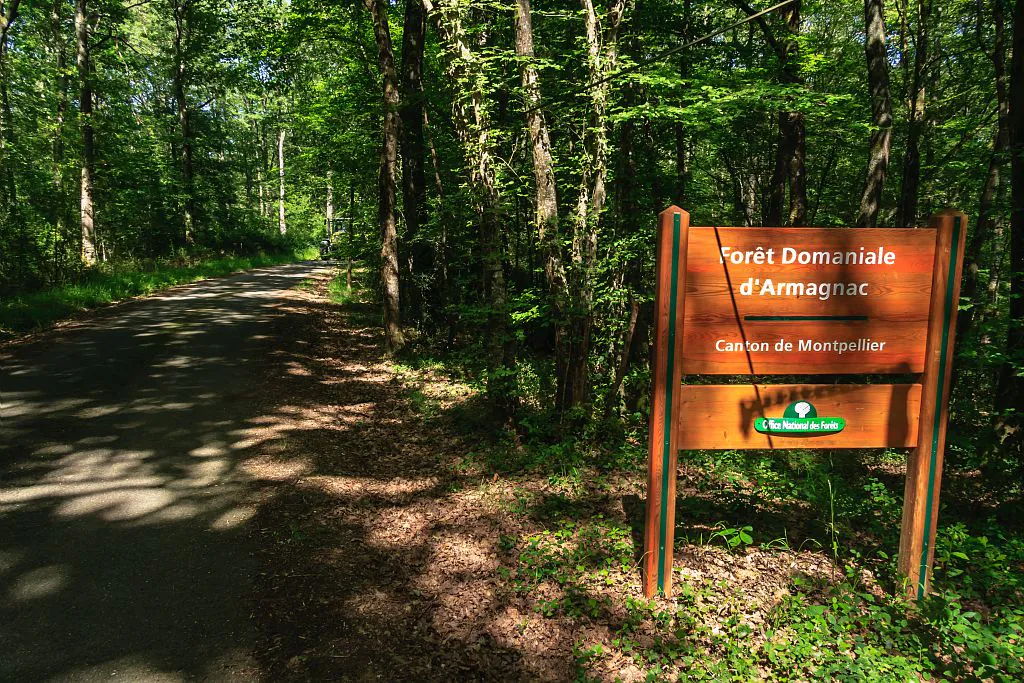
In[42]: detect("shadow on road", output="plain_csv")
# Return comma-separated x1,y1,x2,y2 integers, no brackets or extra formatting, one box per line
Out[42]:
0,262,330,681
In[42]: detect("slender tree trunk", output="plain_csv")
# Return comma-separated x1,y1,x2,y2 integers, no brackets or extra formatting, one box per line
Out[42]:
781,1,806,226
606,87,640,415
856,0,893,227
277,127,286,235
347,180,355,290
995,0,1024,433
514,0,567,346
423,107,452,328
0,0,21,216
767,112,790,225
326,172,334,237
173,0,195,243
553,0,624,413
674,0,692,205
787,111,807,226
745,0,803,225
75,0,97,265
400,0,428,319
958,0,1010,346
366,0,404,355
896,0,929,227
256,119,267,219
50,0,69,278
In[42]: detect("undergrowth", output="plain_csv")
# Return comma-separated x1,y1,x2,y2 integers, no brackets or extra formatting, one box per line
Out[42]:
330,267,1024,681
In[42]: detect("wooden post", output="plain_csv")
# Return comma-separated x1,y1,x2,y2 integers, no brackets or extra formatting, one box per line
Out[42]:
644,206,690,598
898,209,967,599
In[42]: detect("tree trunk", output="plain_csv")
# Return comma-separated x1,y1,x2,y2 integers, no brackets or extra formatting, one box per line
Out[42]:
958,0,1010,346
896,0,929,227
674,0,692,206
856,0,893,227
781,0,806,226
347,180,355,290
995,0,1023,431
744,0,803,226
556,0,624,413
423,0,516,418
766,112,789,225
787,110,807,226
256,119,267,219
326,173,334,237
0,0,21,216
75,0,97,265
366,0,405,355
400,0,428,318
50,0,69,277
173,0,195,243
277,127,286,235
514,0,568,353
606,89,640,416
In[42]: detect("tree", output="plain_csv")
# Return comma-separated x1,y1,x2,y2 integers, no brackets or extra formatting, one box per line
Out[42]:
996,0,1023,454
76,0,97,264
896,0,930,227
855,0,893,227
0,0,22,217
365,0,404,355
400,0,428,320
172,0,196,242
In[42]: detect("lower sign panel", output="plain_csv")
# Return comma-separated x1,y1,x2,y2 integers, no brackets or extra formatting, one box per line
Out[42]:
677,383,921,450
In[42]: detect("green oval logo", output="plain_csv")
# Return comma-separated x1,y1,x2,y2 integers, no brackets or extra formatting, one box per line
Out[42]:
755,401,845,436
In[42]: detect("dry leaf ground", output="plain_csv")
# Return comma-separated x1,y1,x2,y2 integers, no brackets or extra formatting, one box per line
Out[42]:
241,270,1023,682
239,271,859,682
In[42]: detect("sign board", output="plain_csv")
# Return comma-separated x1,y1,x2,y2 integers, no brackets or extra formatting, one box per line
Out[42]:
644,207,966,602
682,227,936,374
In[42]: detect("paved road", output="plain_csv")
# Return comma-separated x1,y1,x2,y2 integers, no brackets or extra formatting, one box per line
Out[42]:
0,262,331,682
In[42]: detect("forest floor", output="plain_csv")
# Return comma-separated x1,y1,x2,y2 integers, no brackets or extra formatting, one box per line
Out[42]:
247,269,1024,681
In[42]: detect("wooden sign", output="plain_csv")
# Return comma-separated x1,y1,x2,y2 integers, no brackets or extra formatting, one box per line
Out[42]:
682,227,936,374
644,207,967,602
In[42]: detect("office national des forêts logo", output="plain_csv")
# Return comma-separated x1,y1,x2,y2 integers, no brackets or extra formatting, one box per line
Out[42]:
754,400,846,436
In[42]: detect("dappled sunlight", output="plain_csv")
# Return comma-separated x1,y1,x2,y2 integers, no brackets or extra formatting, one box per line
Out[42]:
8,564,69,602
243,276,601,680
0,262,331,681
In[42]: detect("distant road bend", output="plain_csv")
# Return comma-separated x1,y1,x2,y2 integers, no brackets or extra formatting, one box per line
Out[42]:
0,261,332,682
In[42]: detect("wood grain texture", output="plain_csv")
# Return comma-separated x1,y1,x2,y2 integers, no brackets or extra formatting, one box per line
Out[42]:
898,210,967,599
676,383,922,450
643,207,689,598
681,227,937,374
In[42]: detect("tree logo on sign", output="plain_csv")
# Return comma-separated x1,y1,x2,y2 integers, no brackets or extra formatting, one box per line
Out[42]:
754,401,846,435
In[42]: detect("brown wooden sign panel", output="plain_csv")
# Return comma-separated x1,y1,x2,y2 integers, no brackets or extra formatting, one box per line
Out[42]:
681,227,937,374
676,383,922,450
644,207,968,602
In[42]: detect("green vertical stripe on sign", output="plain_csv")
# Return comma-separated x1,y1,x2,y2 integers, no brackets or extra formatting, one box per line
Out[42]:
657,212,682,593
917,216,961,600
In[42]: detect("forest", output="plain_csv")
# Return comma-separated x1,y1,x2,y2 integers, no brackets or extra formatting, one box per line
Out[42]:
2,0,1024,678
4,0,1023,435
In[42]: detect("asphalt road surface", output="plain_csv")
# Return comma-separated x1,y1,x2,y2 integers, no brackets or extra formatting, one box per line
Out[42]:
0,261,332,682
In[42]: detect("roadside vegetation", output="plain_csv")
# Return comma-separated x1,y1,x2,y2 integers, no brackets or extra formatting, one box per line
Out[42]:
0,246,318,336
250,270,1023,681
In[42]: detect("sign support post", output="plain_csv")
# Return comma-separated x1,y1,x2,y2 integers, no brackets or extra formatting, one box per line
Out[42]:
897,209,967,599
643,206,689,597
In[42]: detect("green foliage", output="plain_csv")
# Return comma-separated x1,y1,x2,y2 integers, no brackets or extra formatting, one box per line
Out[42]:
707,524,755,551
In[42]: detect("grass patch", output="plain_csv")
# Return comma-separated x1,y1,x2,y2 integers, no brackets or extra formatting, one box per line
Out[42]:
0,247,318,336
